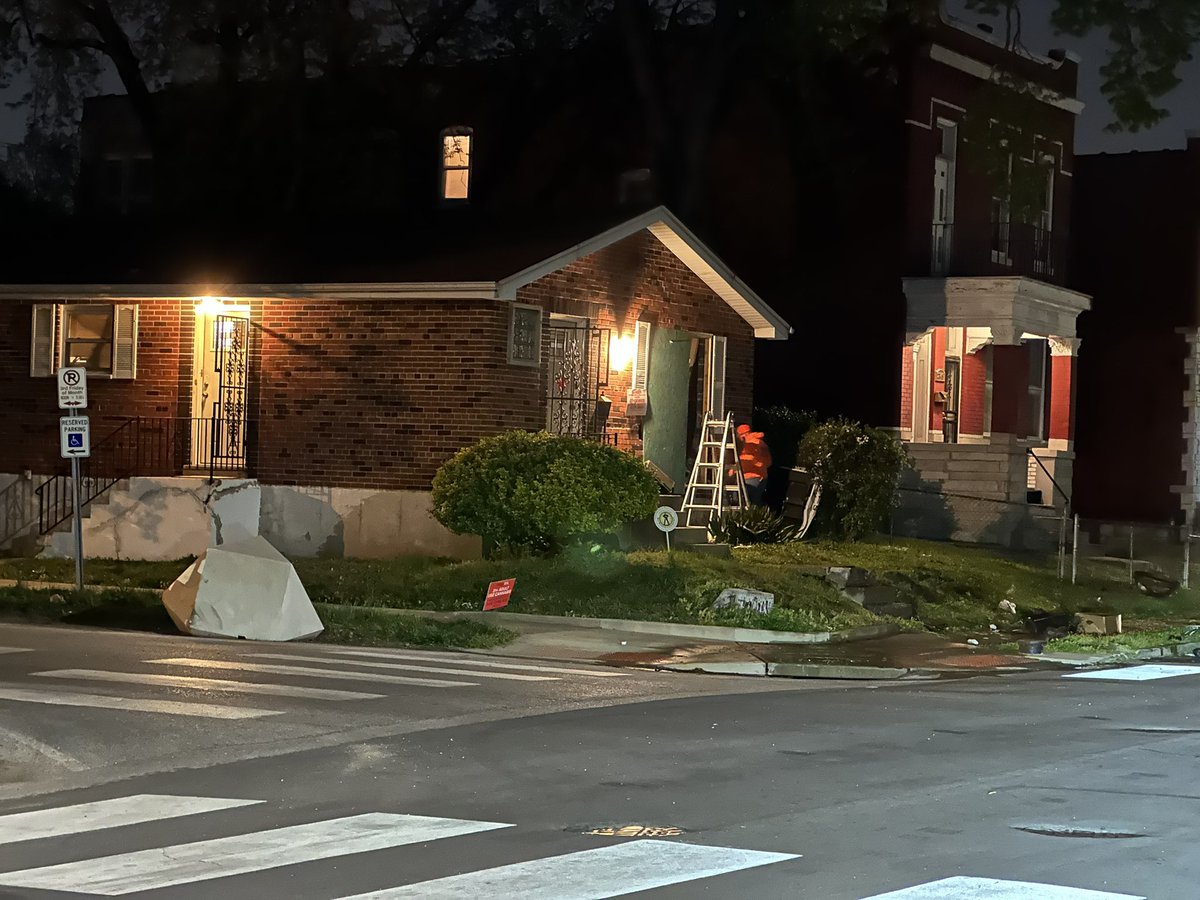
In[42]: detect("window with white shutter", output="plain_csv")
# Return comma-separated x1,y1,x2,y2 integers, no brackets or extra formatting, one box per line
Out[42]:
29,303,139,377
29,305,55,377
707,335,727,418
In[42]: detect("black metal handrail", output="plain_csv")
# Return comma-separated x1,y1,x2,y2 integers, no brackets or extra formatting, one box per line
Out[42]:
926,220,1068,286
1028,448,1071,509
34,415,248,535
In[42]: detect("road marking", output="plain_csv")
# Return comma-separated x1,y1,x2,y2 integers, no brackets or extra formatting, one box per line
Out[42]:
339,839,798,899
147,658,477,688
0,686,281,719
248,653,557,682
862,875,1144,899
0,647,30,655
34,669,385,701
1065,664,1200,682
324,648,627,678
0,813,512,895
0,795,262,845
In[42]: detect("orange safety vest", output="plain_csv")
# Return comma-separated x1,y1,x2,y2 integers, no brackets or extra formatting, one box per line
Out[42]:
738,431,771,482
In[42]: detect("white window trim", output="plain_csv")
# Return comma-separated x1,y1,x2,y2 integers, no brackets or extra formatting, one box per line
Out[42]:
507,302,542,367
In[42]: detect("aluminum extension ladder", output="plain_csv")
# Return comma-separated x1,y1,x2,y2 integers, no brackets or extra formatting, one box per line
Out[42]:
680,412,748,527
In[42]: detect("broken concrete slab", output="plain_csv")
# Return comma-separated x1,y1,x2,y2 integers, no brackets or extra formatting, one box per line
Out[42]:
162,536,323,641
825,566,875,589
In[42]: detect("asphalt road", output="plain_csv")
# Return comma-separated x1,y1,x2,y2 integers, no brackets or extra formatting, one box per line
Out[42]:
0,622,1197,899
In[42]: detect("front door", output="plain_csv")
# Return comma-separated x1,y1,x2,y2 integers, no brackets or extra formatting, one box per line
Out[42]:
546,318,609,440
191,308,249,470
644,328,693,489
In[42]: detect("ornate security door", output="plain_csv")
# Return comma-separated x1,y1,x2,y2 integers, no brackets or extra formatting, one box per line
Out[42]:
546,322,609,440
210,314,248,471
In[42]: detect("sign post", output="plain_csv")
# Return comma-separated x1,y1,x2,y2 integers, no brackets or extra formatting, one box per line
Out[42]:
58,366,90,591
654,505,679,552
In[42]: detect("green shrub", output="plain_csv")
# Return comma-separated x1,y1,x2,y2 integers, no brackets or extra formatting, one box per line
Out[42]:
708,505,802,546
431,430,659,553
796,418,908,540
753,406,818,469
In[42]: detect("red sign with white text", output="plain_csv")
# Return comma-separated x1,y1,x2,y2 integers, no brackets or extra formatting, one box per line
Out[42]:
483,578,516,611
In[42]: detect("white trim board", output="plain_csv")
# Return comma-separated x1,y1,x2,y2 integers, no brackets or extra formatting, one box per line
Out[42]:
929,44,1085,114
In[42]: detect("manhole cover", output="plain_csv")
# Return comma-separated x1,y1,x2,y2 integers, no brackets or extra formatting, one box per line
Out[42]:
1012,823,1146,839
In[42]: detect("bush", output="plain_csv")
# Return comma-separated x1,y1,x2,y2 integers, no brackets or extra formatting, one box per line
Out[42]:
796,418,908,540
432,431,659,553
708,505,802,546
753,406,818,470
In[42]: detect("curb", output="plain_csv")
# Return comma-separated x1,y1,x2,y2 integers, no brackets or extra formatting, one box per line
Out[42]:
1034,639,1200,667
644,660,912,679
367,607,901,646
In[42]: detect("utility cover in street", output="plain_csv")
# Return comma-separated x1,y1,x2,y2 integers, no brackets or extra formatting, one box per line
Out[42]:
483,579,515,611
56,367,87,409
59,416,90,458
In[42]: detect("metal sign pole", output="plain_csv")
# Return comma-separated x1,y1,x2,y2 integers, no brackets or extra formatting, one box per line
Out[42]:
70,456,84,590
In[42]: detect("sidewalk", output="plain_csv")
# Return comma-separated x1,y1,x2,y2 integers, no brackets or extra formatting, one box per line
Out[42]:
462,616,1055,680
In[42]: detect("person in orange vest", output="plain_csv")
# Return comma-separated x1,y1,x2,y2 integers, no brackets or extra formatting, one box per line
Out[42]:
735,424,772,505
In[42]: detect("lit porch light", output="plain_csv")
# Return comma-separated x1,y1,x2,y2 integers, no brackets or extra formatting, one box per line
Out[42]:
610,334,636,373
194,296,228,316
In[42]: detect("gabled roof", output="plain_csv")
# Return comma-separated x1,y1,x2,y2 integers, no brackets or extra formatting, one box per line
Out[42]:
0,206,791,340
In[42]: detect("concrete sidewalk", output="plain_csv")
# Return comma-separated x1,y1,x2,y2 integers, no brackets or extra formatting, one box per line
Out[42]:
466,617,1055,680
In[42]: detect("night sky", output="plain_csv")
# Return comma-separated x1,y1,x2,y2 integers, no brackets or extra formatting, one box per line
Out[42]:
1,1,1197,155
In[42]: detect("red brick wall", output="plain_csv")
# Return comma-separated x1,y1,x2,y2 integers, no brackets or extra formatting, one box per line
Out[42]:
960,347,988,436
251,297,540,489
899,346,913,431
0,298,191,474
516,231,757,444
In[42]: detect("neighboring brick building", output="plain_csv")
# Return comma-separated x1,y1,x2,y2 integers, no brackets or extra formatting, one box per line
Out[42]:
1070,137,1200,527
892,16,1092,548
0,207,788,559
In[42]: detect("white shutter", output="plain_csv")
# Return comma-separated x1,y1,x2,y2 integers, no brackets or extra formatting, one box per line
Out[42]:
29,305,56,377
708,335,727,418
111,304,138,379
631,321,651,392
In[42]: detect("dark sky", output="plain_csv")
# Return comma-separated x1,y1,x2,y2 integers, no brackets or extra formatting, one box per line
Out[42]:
2,2,1197,155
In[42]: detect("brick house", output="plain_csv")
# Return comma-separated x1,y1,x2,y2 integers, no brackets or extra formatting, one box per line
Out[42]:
0,207,789,559
892,17,1093,548
1070,136,1200,528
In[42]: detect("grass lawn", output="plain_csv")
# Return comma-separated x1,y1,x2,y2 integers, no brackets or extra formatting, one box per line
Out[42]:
4,535,1200,639
1047,627,1200,656
0,586,514,649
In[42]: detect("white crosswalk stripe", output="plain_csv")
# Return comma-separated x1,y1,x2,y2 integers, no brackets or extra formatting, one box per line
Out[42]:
0,685,282,719
147,657,478,688
0,795,262,845
0,812,512,895
340,839,798,899
862,875,1144,899
34,668,386,701
248,652,558,682
324,647,628,678
1065,664,1200,682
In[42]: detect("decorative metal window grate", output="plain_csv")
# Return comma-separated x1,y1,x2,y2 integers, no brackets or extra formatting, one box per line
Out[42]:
546,324,611,442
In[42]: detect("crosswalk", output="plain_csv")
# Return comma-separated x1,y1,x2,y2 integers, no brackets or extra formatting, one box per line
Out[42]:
0,792,795,897
0,643,631,722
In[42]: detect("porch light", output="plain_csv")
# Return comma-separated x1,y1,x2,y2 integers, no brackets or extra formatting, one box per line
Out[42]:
195,296,227,316
610,334,636,373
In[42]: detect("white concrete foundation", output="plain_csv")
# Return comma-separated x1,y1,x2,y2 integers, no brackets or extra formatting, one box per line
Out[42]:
8,474,480,561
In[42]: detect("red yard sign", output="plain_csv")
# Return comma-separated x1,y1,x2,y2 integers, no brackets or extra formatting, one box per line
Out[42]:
483,578,516,611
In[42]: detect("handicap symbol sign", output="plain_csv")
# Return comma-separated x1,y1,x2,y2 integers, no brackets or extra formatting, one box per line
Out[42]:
68,433,83,449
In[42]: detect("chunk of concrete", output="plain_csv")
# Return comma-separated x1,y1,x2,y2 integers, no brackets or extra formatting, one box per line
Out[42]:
162,536,323,641
712,588,775,614
825,566,875,589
